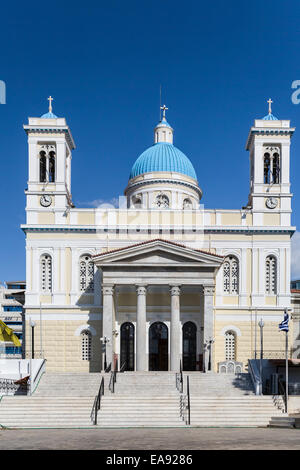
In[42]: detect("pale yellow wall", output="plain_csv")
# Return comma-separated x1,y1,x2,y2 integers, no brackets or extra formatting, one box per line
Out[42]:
25,317,102,372
38,212,55,224
214,318,293,370
222,213,241,225
222,296,239,305
77,212,95,225
264,213,280,225
265,296,277,306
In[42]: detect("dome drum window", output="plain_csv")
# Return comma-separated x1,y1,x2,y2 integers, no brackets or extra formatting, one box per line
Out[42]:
132,194,142,209
156,193,169,208
183,198,193,209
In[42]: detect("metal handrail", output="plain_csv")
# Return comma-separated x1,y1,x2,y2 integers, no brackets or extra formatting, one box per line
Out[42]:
120,361,126,373
109,369,116,393
105,362,112,373
186,375,190,425
278,378,287,414
91,376,104,425
175,360,183,393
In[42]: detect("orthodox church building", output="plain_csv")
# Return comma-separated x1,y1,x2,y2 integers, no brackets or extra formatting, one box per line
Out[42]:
22,98,296,373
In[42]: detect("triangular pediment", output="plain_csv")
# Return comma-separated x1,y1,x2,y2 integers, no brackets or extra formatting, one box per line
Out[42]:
93,239,223,267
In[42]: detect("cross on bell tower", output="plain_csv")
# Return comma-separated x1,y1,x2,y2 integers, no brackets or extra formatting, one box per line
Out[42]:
48,96,53,113
267,98,273,115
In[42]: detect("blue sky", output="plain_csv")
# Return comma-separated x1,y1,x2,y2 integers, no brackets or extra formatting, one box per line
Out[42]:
1,0,300,282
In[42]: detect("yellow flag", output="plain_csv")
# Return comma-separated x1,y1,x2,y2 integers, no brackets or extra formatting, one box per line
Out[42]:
0,320,21,347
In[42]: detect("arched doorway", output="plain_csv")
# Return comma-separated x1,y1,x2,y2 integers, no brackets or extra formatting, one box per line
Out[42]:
183,322,197,371
149,322,168,371
120,322,135,371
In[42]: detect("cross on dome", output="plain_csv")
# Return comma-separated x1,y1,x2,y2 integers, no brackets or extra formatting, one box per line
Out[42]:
267,98,273,115
262,97,278,121
48,96,53,113
160,104,168,120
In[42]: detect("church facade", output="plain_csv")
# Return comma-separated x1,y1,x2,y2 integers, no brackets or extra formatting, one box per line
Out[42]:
22,100,295,373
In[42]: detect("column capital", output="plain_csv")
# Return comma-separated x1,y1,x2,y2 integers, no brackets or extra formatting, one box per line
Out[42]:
136,285,147,296
102,285,114,296
170,285,181,296
200,285,215,296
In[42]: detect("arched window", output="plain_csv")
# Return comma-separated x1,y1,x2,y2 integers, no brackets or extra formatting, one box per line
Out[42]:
79,255,94,292
156,193,169,208
264,153,271,184
39,145,56,183
223,256,239,294
49,151,56,182
40,254,52,292
39,152,47,182
225,330,236,361
183,198,192,209
273,153,280,184
81,330,91,360
263,147,281,184
132,194,142,209
266,255,277,294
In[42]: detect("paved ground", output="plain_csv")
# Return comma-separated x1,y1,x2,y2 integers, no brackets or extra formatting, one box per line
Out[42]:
0,427,300,450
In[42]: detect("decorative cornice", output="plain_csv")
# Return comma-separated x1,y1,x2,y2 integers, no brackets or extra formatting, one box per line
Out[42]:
23,125,75,150
246,127,295,150
124,178,202,198
21,225,295,236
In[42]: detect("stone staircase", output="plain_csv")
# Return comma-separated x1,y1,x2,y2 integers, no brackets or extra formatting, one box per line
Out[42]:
184,372,255,396
98,372,184,427
0,373,104,428
0,371,287,428
180,372,287,427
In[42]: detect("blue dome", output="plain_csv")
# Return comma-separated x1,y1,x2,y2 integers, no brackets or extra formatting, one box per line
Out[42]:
130,142,197,180
41,111,58,119
262,113,278,121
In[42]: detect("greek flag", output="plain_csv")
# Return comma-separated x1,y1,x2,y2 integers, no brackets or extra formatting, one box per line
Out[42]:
279,312,289,332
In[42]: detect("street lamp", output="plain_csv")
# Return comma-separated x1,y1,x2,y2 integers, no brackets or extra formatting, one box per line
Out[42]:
258,318,264,394
100,336,110,371
30,319,36,359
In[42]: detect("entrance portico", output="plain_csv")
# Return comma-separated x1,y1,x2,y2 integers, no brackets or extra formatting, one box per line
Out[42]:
93,239,223,372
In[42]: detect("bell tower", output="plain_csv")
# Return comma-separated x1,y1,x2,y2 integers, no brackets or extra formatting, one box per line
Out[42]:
24,97,75,225
245,99,295,227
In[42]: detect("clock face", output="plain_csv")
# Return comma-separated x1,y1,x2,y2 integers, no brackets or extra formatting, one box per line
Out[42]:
266,197,278,209
40,195,52,207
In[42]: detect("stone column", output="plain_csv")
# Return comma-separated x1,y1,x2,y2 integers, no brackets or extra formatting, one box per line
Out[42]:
170,285,181,371
102,285,114,370
136,285,147,371
200,285,215,372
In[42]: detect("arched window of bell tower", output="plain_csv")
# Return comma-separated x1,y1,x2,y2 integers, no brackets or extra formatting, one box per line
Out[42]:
39,144,56,183
263,147,280,184
49,151,56,182
39,152,47,183
264,153,271,184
